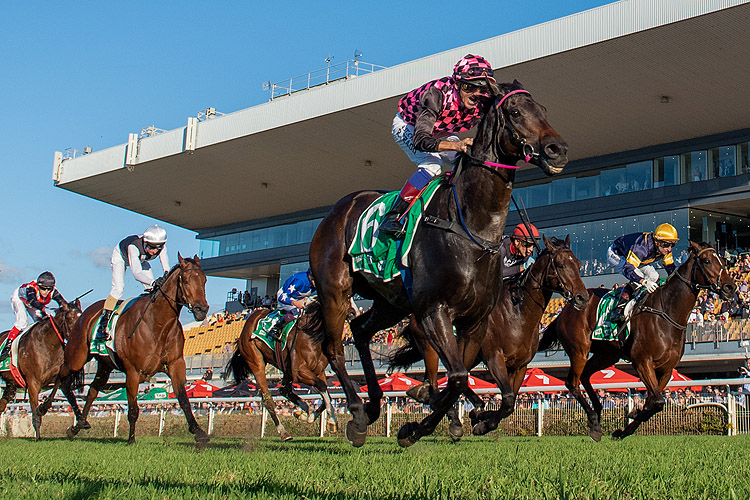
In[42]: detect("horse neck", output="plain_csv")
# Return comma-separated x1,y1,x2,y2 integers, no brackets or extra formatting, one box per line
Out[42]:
518,257,554,321
659,257,700,325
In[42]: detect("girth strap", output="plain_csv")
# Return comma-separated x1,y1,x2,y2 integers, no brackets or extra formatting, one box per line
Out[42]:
640,306,687,331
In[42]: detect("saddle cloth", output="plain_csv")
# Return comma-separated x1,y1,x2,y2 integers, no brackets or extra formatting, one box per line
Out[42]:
251,310,296,351
591,287,641,341
0,324,36,386
89,297,139,358
348,177,443,282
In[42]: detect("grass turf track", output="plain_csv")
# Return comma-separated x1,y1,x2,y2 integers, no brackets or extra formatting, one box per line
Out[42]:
0,435,748,499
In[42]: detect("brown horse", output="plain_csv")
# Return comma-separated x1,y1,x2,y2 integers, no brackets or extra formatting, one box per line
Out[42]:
224,302,337,441
537,240,735,441
0,300,81,440
391,236,588,438
306,81,568,447
58,254,210,444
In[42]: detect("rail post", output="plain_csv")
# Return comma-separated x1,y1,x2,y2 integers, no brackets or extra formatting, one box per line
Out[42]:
727,393,737,436
261,407,267,438
320,409,326,437
158,407,165,436
114,409,121,437
208,406,214,435
536,395,544,437
386,398,392,438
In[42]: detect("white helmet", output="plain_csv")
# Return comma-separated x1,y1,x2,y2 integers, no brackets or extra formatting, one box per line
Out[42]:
143,225,167,245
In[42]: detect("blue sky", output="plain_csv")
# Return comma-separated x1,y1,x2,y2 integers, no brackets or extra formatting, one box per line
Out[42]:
0,0,613,327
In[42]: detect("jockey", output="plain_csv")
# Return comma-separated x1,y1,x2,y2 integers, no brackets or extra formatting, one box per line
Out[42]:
95,225,170,341
268,269,316,341
501,223,540,280
607,222,679,322
2,271,67,359
379,54,496,238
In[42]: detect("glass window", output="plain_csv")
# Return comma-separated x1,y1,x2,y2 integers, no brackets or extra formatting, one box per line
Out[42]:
626,160,652,192
575,175,598,200
599,167,626,196
526,183,550,208
713,145,736,177
653,155,680,188
682,150,707,182
739,142,749,175
550,177,574,204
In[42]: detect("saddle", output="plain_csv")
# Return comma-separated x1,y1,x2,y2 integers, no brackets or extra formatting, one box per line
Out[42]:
0,324,36,387
591,287,648,343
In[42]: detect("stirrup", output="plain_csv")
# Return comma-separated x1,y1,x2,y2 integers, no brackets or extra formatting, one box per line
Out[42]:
378,214,407,239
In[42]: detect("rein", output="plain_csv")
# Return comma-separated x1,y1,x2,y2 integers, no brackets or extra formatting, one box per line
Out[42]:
48,315,67,345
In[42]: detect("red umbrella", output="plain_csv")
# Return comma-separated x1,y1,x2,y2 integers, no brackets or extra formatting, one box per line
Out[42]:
670,369,702,392
359,372,422,392
589,366,639,392
184,381,219,398
437,374,496,390
521,368,565,393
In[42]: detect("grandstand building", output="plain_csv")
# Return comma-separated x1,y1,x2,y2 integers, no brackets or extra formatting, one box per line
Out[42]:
53,0,750,379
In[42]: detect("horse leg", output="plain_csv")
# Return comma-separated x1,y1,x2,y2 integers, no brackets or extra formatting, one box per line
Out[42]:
27,381,43,441
38,378,60,416
279,381,311,422
472,353,513,436
312,378,338,433
580,349,620,442
167,357,209,443
351,303,405,426
612,362,669,440
564,348,603,442
60,372,89,438
79,361,113,427
0,377,17,414
398,311,472,447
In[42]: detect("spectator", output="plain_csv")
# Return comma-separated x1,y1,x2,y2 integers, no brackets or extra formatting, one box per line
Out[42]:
203,368,213,381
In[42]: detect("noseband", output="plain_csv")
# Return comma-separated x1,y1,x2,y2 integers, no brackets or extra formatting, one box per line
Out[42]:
525,249,576,302
673,247,725,294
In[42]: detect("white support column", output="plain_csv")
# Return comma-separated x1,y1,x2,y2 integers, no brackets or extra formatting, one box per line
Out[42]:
386,399,392,438
158,407,165,436
184,117,198,152
536,399,544,437
727,395,737,437
208,406,215,436
125,133,138,168
114,409,121,438
52,151,63,183
320,409,326,438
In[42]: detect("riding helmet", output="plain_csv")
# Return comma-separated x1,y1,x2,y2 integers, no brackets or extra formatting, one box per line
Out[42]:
143,225,168,244
512,223,540,243
37,271,56,288
453,54,495,85
654,223,679,243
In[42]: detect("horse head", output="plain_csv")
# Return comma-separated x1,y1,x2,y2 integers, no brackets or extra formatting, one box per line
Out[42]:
476,80,568,176
169,253,210,321
533,235,589,310
686,241,736,300
52,298,82,342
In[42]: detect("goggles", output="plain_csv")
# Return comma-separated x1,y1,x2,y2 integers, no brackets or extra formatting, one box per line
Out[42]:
460,82,489,94
145,242,164,251
514,238,535,248
657,241,675,248
460,66,494,79
38,285,53,292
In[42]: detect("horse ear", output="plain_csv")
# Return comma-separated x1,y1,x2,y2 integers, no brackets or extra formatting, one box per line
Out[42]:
193,254,201,265
542,234,551,248
688,240,700,254
74,298,81,310
488,80,501,98
178,252,185,265
565,235,571,248
512,79,523,89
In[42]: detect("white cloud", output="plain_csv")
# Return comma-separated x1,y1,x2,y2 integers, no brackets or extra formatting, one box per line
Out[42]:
0,259,24,284
77,246,113,270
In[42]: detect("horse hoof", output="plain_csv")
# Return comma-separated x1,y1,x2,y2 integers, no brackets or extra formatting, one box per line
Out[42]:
65,426,78,439
397,422,420,448
448,423,464,441
345,421,367,448
469,409,480,428
363,401,381,425
194,431,210,443
406,384,430,404
611,429,624,441
589,429,602,442
472,420,493,436
127,438,136,445
280,432,293,442
81,421,91,430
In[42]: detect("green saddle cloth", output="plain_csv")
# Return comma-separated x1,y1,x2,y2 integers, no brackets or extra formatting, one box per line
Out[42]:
89,297,139,356
253,310,296,351
591,284,654,341
348,177,444,282
0,339,9,371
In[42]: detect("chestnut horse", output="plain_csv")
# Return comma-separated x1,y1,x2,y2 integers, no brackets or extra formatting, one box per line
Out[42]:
391,236,588,438
224,303,337,441
58,254,210,444
537,241,735,441
306,81,568,447
0,300,81,440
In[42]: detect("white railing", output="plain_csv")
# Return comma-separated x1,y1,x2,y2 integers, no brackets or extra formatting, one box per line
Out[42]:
267,59,386,100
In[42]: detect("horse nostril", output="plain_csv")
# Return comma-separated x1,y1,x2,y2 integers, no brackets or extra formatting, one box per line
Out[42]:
544,142,567,159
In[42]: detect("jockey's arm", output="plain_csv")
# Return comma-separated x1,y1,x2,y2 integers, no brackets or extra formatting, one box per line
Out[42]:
51,289,67,307
24,286,46,311
158,244,170,273
128,245,154,286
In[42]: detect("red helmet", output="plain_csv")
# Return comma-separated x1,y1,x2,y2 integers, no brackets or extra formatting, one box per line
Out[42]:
512,223,540,243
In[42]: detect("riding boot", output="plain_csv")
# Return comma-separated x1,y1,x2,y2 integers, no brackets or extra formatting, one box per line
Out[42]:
378,168,434,239
267,321,282,341
95,309,113,341
610,283,634,323
1,327,20,360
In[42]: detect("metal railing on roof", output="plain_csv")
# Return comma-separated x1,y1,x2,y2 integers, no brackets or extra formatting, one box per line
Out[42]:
265,59,386,100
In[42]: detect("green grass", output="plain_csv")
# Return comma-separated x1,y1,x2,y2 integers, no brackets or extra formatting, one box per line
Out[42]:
0,435,748,499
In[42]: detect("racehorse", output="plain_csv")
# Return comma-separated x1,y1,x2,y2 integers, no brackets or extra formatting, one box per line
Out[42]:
537,240,735,441
58,254,211,444
305,80,569,447
0,300,81,440
224,302,337,441
391,236,588,438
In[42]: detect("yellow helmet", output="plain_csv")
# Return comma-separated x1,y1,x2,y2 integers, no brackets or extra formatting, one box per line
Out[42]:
654,223,679,243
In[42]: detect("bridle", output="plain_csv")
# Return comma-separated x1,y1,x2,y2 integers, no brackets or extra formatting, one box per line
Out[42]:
159,267,205,316
47,307,79,345
672,247,725,294
524,247,576,302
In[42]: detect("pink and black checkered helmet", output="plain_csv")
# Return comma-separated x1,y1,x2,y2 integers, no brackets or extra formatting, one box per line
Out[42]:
453,54,495,83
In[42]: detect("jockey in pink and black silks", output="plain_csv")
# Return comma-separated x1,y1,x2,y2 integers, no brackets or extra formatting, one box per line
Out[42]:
379,54,496,238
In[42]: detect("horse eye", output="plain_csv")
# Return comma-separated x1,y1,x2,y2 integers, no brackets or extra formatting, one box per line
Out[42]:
510,109,520,117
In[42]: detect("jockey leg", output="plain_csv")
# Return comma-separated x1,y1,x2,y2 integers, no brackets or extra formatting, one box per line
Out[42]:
379,168,435,238
269,310,296,341
1,327,21,360
610,282,635,323
96,295,118,341
97,250,125,342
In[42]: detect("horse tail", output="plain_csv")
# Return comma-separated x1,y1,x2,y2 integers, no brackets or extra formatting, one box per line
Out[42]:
537,316,562,352
69,368,85,392
224,342,250,384
299,300,326,346
386,323,422,373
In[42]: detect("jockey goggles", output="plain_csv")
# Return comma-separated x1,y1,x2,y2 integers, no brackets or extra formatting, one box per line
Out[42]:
459,66,494,80
145,242,164,251
38,285,53,292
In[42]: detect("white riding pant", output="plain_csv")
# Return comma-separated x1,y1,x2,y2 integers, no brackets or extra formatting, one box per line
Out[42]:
607,245,659,282
392,113,460,176
110,247,153,300
10,288,41,330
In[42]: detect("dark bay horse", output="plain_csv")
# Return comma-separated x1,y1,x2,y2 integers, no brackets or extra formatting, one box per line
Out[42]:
0,300,81,440
58,254,210,444
306,81,569,447
391,236,588,439
538,241,735,441
224,303,337,441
